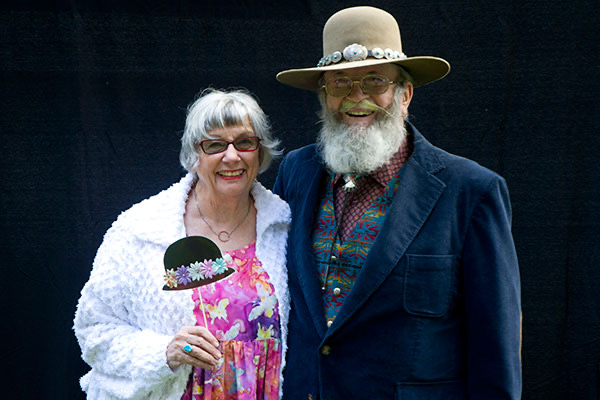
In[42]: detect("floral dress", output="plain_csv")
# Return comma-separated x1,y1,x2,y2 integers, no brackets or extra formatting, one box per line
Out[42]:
181,241,281,400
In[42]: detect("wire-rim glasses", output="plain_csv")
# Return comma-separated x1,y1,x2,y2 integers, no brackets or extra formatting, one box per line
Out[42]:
321,74,395,97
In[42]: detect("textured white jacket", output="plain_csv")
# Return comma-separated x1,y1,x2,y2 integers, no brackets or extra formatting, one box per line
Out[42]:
74,174,291,399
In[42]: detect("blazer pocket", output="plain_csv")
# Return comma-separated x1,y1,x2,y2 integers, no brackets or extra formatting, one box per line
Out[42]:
403,254,457,317
396,380,465,400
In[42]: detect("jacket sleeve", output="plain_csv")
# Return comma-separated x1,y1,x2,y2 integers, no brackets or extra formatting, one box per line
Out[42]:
73,228,191,400
462,176,522,399
273,153,289,201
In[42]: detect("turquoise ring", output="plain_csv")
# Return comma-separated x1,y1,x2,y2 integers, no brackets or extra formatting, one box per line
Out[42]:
183,344,193,353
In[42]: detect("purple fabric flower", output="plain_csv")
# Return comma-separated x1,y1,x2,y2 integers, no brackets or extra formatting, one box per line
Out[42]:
176,265,191,285
200,260,214,279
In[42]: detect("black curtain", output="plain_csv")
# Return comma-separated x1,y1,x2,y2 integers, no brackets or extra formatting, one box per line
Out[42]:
2,1,598,398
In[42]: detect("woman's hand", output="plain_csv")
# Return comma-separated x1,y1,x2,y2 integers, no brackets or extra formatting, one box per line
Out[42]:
166,326,221,371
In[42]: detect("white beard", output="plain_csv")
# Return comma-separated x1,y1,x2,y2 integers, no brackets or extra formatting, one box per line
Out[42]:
317,93,407,175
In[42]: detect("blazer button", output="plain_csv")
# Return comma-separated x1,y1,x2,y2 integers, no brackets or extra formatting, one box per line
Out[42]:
327,320,333,328
320,345,331,355
308,395,314,400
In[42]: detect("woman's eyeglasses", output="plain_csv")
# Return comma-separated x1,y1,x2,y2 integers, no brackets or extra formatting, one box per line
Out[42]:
321,74,394,97
199,136,261,154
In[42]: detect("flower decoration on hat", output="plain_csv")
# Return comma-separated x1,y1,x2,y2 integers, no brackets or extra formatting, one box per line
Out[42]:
162,236,236,291
164,269,178,289
163,255,235,290
176,265,192,285
188,261,203,281
213,258,228,274
199,260,215,279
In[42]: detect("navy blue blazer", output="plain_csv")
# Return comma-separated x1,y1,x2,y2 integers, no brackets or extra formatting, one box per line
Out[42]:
273,124,522,399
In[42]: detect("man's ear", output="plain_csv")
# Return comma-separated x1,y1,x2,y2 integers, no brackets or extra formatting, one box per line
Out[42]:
400,81,414,116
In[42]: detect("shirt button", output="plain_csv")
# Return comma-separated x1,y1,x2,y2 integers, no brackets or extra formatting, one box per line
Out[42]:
327,320,333,327
320,345,331,355
333,287,341,296
330,255,338,261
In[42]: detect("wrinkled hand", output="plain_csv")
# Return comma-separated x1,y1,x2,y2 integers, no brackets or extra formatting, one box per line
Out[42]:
166,326,221,371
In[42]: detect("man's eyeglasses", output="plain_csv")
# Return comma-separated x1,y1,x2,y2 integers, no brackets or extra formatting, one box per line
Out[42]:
321,74,395,97
199,136,261,154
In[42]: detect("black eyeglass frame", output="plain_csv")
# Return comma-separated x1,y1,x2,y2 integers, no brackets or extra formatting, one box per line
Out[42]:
321,74,396,98
198,136,262,154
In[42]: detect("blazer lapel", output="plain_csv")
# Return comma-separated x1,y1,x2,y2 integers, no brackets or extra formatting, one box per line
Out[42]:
326,129,447,336
290,155,329,338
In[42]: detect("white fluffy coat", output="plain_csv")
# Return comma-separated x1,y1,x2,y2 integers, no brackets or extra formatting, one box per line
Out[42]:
74,174,291,399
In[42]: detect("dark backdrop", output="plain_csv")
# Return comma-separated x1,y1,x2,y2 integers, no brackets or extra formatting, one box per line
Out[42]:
2,1,599,399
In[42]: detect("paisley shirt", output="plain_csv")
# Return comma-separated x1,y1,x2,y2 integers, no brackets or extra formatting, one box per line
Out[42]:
313,167,405,326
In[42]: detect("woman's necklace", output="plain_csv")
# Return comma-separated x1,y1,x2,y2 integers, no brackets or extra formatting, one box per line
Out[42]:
193,189,251,242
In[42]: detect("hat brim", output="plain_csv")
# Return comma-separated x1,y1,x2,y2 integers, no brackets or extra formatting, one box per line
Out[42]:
277,56,450,91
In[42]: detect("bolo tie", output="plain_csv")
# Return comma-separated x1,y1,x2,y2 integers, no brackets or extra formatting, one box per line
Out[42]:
320,173,359,293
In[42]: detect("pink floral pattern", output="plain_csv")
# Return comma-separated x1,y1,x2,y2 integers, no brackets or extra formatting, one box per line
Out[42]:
181,241,281,400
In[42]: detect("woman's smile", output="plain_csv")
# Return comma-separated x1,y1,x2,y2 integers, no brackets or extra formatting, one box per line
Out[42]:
217,169,245,179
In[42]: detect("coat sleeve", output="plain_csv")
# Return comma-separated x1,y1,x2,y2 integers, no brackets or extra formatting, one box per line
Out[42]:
462,176,522,399
273,153,289,201
73,228,191,400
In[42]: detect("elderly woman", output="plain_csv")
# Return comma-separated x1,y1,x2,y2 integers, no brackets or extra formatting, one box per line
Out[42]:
74,89,290,400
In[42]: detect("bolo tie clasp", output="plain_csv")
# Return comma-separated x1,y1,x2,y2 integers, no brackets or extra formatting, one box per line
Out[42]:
343,174,359,192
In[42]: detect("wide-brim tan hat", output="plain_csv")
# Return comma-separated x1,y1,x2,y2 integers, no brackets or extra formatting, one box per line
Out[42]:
277,6,450,91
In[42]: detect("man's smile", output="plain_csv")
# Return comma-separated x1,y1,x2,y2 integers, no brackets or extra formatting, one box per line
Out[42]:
345,109,375,117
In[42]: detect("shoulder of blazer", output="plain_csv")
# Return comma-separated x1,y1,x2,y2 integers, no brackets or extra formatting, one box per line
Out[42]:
278,144,323,197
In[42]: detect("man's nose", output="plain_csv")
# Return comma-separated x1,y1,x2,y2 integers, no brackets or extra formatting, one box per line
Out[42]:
346,81,368,102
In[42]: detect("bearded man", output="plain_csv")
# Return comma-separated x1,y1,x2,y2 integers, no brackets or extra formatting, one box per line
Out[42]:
273,6,522,400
